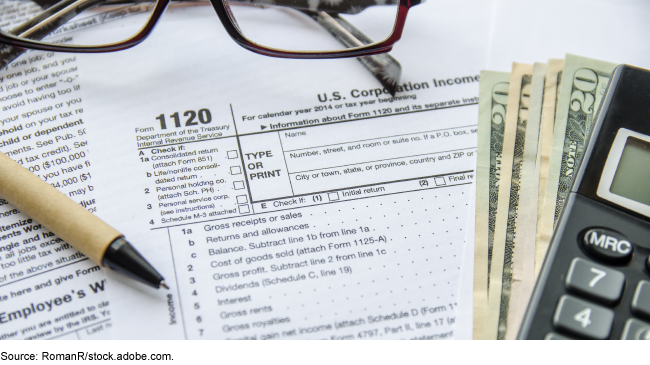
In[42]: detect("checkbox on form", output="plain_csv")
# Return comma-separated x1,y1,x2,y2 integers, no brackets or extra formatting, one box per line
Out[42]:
328,192,340,201
227,150,238,159
233,181,245,190
230,166,242,175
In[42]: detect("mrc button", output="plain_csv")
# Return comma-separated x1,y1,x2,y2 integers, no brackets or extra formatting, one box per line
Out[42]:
581,228,633,264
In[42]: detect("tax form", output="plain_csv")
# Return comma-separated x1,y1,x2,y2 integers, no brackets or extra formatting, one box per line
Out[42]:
0,0,492,340
73,1,490,340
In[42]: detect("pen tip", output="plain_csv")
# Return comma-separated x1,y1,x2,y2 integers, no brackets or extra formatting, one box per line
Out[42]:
160,281,169,290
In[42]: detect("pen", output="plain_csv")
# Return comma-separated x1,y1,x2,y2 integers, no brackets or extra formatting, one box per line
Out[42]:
0,152,168,290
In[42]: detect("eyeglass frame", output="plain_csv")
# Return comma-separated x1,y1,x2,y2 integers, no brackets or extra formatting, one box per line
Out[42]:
0,0,422,59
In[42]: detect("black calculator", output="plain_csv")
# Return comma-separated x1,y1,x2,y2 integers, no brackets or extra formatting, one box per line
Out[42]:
518,64,650,340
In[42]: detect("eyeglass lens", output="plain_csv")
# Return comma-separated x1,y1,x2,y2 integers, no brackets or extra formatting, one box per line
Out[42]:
224,0,399,51
0,0,158,46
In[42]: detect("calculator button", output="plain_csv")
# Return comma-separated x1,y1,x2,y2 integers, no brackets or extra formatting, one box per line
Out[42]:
553,295,614,339
620,318,650,340
632,280,650,319
544,333,572,340
581,228,633,264
565,258,625,304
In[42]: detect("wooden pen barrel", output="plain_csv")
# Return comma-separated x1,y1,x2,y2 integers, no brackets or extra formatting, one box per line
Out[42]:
0,152,121,264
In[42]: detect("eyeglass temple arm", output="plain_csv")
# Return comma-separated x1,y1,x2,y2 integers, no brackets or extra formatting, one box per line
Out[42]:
301,10,401,96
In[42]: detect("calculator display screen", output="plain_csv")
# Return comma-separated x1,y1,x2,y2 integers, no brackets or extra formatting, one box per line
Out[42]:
610,137,650,206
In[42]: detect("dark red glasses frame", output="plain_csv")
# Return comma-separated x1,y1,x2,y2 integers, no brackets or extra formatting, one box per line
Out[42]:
0,0,422,59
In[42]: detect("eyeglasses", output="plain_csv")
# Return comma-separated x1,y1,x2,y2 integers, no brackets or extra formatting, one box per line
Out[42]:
0,0,423,58
0,0,422,92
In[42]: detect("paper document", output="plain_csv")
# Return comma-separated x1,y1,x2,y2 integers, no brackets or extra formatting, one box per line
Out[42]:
0,53,113,341
76,3,488,339
0,0,493,340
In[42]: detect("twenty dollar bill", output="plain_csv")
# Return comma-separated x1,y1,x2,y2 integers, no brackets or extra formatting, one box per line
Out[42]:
487,63,533,340
504,62,546,340
537,55,617,268
474,70,510,340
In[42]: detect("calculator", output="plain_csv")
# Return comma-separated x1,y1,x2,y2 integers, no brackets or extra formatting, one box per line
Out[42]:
518,64,650,340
